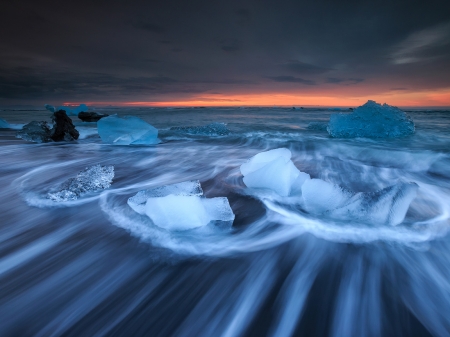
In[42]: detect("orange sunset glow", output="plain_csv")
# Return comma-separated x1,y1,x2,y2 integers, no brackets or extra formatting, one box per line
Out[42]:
64,88,450,108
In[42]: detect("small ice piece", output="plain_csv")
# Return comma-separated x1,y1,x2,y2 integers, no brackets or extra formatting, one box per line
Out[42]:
307,122,328,131
56,104,89,116
44,104,56,113
327,100,415,138
240,148,310,197
0,118,10,128
330,182,418,226
128,180,203,214
301,179,418,226
170,122,231,136
47,165,114,202
16,121,53,143
97,115,159,145
302,179,353,213
128,180,234,231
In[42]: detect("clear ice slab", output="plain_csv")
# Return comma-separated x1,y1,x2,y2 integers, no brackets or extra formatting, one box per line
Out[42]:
240,148,310,197
127,180,234,231
327,100,415,138
97,115,159,145
301,179,418,226
16,121,53,143
48,165,114,202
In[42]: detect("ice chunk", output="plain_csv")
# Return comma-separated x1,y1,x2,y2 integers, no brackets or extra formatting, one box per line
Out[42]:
302,179,353,213
56,104,89,116
0,118,10,128
44,104,55,113
301,179,418,226
307,122,328,131
128,180,203,215
16,121,53,143
330,182,418,226
47,165,114,202
240,148,310,197
128,180,234,231
327,100,415,138
170,122,231,136
97,115,159,145
240,148,291,176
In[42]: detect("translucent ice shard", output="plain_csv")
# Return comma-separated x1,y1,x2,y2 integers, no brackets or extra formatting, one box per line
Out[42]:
0,118,10,128
240,148,310,197
97,115,159,145
327,100,415,138
170,122,231,136
128,180,203,215
301,179,353,214
301,179,418,226
127,180,234,231
16,121,53,143
47,165,114,202
330,182,419,226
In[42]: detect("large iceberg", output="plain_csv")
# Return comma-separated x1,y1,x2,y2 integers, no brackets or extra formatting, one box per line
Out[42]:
127,180,234,231
301,179,418,226
170,122,231,136
0,118,10,129
240,148,310,197
48,165,114,202
327,100,415,138
97,115,159,145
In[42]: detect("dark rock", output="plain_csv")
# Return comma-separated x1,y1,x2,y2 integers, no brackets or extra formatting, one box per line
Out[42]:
16,121,53,143
78,111,109,122
51,110,79,141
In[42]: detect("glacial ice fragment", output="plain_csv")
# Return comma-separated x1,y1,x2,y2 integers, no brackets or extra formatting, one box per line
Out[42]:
47,165,114,202
127,180,234,231
0,118,10,128
16,121,53,143
97,115,159,145
128,180,203,215
44,104,56,113
240,148,310,197
301,179,418,226
307,122,328,131
170,122,231,136
56,104,89,116
327,100,415,138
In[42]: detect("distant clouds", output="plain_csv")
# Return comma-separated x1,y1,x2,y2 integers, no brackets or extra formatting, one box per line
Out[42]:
0,0,449,104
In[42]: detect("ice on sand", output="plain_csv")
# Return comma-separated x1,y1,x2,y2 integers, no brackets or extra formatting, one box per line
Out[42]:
97,115,159,145
16,121,53,143
127,180,234,231
302,179,418,226
327,100,415,138
240,148,310,197
48,165,114,202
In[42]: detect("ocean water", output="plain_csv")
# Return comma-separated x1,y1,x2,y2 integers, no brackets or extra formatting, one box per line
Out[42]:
1,106,450,337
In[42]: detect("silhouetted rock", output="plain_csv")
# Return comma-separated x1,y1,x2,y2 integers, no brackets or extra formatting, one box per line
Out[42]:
78,111,109,122
51,110,79,141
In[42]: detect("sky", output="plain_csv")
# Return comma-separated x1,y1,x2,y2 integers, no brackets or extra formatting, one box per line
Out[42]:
1,0,450,107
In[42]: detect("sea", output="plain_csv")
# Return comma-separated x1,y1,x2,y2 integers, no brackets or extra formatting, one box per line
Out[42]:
0,106,450,337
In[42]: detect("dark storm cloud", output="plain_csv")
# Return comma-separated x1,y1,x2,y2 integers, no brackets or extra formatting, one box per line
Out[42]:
283,61,330,75
326,78,365,85
0,0,450,103
267,76,316,85
134,22,166,34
